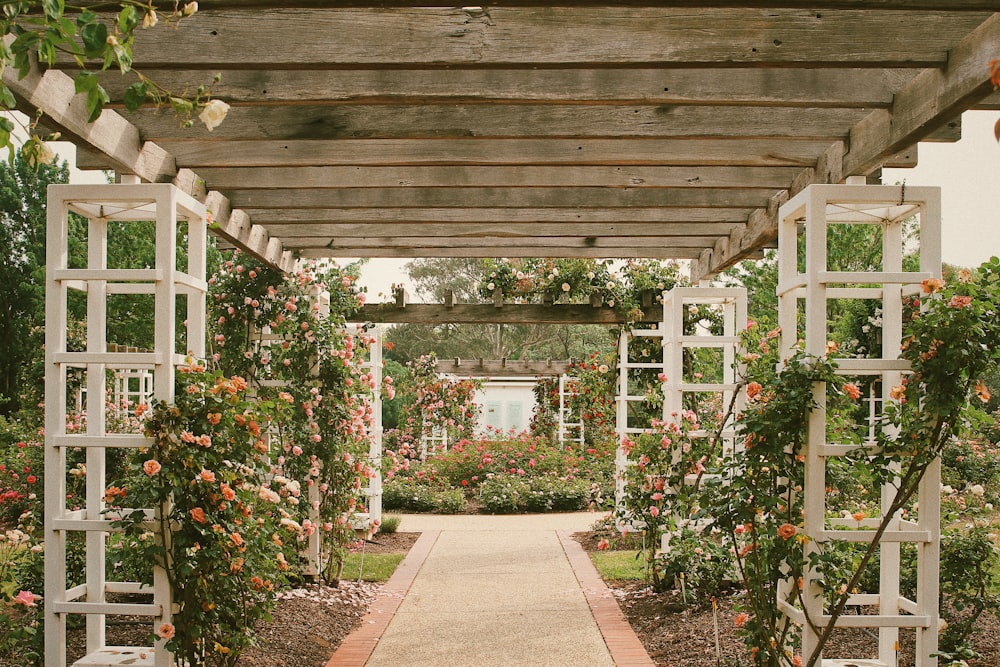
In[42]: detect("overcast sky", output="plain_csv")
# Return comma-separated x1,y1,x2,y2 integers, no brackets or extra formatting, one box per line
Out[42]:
58,110,1000,297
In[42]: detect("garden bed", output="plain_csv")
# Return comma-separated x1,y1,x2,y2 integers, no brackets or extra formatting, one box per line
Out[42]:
65,532,419,667
574,532,1000,667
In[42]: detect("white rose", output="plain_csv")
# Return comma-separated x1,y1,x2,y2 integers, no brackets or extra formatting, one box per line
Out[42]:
198,99,230,132
142,10,158,28
561,282,571,292
970,484,985,497
487,282,495,291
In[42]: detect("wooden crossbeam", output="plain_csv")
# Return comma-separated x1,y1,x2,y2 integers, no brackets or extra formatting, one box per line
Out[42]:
244,209,753,225
357,302,662,324
692,11,1000,280
434,359,576,377
115,8,987,68
191,165,802,190
254,222,743,237
120,105,869,141
93,67,913,107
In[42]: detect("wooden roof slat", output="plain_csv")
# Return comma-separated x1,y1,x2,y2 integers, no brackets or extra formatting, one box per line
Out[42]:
124,104,871,141
241,208,754,225
226,187,775,209
299,247,708,259
122,8,987,68
191,165,803,190
75,138,838,169
255,222,742,238
296,236,718,249
93,67,915,108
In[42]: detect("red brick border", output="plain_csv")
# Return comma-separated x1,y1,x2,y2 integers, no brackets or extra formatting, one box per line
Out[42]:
326,530,440,667
558,530,656,667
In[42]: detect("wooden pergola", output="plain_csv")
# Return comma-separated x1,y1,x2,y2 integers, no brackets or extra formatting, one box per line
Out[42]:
5,2,999,282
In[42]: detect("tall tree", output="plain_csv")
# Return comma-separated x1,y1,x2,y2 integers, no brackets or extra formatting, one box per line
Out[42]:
0,154,77,415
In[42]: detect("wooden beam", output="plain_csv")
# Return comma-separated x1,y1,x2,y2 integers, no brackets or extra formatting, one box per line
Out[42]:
200,190,297,273
301,246,706,259
75,138,835,169
120,8,985,68
94,67,914,108
296,235,717,249
121,104,868,141
434,359,577,377
256,222,743,237
194,165,802,190
694,11,1000,280
2,52,176,183
357,302,662,325
243,208,753,225
186,1,1000,10
228,187,773,209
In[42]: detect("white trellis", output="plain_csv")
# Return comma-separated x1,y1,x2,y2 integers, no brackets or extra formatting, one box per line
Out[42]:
44,183,207,667
614,286,747,534
419,426,449,459
557,373,585,448
775,180,942,667
354,325,384,528
658,287,746,549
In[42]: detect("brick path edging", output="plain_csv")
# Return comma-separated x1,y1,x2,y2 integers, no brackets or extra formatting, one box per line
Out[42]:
326,530,440,667
558,530,657,667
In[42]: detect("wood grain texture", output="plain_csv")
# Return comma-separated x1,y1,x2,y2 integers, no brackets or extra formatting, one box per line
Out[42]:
122,8,986,67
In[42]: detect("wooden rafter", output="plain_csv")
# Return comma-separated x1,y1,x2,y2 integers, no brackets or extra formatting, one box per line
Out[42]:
15,4,999,281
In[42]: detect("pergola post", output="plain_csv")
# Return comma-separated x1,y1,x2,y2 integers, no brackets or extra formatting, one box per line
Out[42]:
44,184,207,667
776,180,941,667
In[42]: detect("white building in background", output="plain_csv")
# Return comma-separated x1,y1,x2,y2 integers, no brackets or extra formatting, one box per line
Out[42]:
474,377,537,436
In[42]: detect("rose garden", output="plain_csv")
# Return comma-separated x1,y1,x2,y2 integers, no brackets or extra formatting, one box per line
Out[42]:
1,4,1000,667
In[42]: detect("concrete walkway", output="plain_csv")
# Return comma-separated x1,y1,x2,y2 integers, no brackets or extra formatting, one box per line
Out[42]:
328,512,654,667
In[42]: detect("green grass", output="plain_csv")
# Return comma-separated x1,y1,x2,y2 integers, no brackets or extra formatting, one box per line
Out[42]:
339,552,405,582
589,550,646,581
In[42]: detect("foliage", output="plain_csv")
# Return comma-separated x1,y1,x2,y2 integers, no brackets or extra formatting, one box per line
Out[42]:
377,514,401,534
589,550,645,581
381,480,465,514
478,473,591,513
476,257,686,323
1,1,222,163
710,261,1000,667
391,354,481,444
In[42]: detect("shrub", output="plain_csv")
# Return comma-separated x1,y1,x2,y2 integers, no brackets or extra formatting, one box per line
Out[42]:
379,515,401,534
382,479,465,514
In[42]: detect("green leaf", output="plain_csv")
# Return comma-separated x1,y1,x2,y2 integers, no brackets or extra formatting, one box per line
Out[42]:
41,0,64,20
74,70,96,95
118,5,138,33
0,84,15,110
79,21,107,58
86,81,109,122
124,81,148,111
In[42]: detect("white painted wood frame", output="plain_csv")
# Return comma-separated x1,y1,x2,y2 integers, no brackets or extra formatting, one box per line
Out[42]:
776,181,941,667
44,184,206,667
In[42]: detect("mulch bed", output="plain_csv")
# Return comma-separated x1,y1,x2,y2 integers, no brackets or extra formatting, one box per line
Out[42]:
573,531,1000,667
65,532,419,667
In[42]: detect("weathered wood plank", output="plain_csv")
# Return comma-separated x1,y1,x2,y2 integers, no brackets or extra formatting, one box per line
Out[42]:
124,104,868,141
301,246,705,259
185,1,1000,10
121,8,986,67
843,13,1000,176
357,302,663,325
2,56,176,183
292,235,717,249
243,207,753,225
187,1,1000,9
695,12,1000,279
75,139,834,169
94,67,914,108
433,359,577,377
195,165,801,190
227,187,773,209
257,222,743,237
201,191,296,273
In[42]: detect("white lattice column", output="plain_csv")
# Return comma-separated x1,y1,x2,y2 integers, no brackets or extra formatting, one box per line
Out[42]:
776,181,941,667
44,184,207,667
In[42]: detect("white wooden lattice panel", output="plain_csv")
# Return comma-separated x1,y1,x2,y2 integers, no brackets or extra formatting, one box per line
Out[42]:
776,180,941,667
614,286,746,539
44,184,207,667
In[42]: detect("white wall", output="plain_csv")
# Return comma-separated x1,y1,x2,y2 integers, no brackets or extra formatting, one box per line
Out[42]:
474,378,537,436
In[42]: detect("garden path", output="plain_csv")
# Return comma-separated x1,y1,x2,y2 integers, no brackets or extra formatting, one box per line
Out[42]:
330,512,653,667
